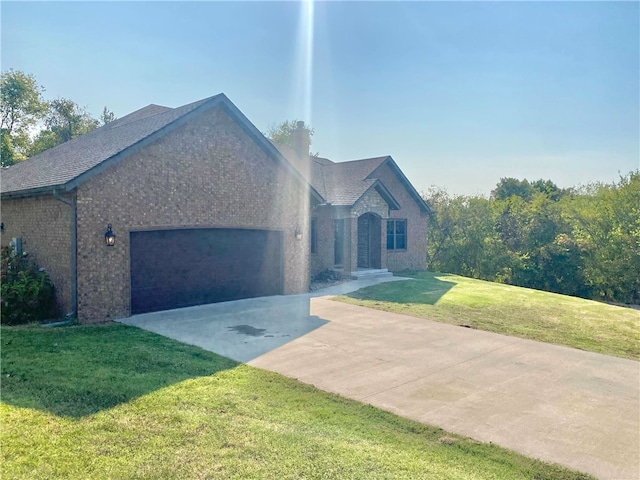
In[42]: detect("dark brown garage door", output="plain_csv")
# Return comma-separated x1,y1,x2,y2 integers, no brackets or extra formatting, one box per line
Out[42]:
130,228,283,314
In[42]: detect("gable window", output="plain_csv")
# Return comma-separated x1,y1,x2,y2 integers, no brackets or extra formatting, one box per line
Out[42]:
310,217,318,254
387,219,406,250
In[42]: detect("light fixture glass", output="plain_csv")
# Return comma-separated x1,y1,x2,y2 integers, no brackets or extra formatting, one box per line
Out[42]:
105,224,116,246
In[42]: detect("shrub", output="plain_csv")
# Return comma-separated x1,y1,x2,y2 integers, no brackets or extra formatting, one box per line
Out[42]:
312,269,343,283
1,246,57,325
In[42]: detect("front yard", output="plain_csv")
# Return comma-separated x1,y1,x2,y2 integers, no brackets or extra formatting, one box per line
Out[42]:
1,324,592,479
336,271,640,360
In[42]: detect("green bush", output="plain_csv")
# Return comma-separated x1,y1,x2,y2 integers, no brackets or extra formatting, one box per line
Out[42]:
1,246,57,325
312,268,343,283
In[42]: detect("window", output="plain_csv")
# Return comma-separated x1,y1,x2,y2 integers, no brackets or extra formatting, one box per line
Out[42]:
310,218,318,254
387,219,406,250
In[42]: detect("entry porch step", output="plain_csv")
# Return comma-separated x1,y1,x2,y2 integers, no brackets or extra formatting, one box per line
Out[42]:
351,268,393,280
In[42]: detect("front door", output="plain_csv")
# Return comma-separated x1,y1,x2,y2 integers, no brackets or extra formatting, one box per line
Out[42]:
357,213,381,269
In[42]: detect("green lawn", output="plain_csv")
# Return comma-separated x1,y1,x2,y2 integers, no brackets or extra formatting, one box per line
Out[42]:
336,271,640,360
1,324,592,480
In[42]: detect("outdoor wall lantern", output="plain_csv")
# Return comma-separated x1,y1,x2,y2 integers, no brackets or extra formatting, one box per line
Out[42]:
104,224,116,247
295,227,303,241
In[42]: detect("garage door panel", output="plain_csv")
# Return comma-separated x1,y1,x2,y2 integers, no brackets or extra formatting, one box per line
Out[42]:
130,228,283,314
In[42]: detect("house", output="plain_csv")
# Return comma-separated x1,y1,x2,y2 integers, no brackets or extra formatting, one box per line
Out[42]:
272,124,429,279
1,94,428,323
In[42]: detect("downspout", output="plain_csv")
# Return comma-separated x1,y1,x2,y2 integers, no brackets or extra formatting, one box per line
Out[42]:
53,189,77,319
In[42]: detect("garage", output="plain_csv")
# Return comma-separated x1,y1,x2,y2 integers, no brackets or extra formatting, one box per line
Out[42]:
130,228,284,314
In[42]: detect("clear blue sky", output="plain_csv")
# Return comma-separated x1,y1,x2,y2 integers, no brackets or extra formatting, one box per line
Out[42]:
2,1,638,196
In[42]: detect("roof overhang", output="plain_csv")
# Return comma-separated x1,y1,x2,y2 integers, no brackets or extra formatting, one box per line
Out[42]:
1,185,70,200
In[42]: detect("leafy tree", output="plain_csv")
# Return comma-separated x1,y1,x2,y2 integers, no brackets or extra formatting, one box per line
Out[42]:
29,98,99,156
491,177,534,201
0,69,47,165
1,129,17,166
424,189,510,281
265,119,319,157
100,106,116,125
531,179,566,201
45,98,99,142
427,172,638,304
564,172,640,303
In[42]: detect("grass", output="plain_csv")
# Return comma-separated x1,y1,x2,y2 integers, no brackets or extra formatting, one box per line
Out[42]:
1,324,593,479
335,271,640,360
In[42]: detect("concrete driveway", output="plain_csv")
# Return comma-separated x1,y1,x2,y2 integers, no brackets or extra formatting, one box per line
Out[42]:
118,277,408,363
120,280,639,480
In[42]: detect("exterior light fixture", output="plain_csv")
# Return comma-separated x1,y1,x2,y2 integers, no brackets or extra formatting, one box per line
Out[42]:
295,227,303,241
0,222,4,233
105,224,116,247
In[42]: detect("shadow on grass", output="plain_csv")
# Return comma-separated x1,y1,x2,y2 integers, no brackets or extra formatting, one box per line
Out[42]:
0,323,238,418
345,271,457,305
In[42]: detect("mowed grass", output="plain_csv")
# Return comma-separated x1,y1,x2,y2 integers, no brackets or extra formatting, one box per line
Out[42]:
336,271,640,360
1,324,593,480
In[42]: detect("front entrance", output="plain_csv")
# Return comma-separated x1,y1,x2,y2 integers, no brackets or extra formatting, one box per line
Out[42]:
357,213,381,268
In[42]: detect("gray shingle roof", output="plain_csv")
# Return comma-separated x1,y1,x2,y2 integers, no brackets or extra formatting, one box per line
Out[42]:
1,96,214,196
311,156,389,206
1,92,421,211
269,144,396,207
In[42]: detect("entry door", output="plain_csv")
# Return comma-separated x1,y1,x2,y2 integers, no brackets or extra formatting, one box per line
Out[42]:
358,215,371,268
357,214,382,269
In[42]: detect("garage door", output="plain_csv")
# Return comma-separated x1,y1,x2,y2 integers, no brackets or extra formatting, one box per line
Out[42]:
130,228,283,314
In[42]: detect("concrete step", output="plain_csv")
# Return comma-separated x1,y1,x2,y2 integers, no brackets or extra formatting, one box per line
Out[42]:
350,269,394,280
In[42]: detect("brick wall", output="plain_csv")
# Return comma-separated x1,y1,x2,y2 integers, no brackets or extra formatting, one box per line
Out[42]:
0,194,73,315
75,105,310,323
310,205,336,278
375,163,428,272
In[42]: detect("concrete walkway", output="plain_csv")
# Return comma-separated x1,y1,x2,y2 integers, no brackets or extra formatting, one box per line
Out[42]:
121,280,639,480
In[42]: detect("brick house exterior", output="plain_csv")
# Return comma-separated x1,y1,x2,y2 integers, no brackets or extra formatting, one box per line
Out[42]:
1,94,428,323
273,131,430,279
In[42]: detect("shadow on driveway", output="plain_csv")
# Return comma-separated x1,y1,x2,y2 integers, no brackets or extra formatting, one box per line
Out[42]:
118,276,411,363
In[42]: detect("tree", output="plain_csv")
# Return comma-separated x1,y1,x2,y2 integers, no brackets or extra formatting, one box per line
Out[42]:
45,98,99,142
564,172,640,303
491,177,534,202
100,106,116,125
0,69,47,165
29,98,99,156
424,188,510,281
264,119,318,156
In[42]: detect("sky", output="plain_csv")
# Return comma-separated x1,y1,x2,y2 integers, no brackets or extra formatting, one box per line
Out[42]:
2,1,638,196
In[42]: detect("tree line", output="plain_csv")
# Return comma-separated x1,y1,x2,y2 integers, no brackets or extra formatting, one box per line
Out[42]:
1,69,116,167
424,173,640,305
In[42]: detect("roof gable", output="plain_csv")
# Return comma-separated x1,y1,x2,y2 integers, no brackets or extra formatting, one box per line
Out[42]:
304,154,428,213
367,157,431,213
1,94,322,203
